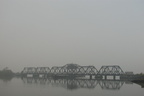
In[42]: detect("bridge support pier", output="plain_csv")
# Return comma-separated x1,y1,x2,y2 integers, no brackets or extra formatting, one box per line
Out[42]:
90,75,92,79
33,74,39,78
95,75,102,79
44,74,47,78
104,75,107,80
21,74,27,77
113,75,116,80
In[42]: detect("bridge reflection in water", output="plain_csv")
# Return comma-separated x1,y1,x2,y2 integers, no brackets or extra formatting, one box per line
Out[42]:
21,77,125,90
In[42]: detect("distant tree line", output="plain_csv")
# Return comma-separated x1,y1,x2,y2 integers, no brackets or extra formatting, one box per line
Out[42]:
135,73,144,75
0,67,14,78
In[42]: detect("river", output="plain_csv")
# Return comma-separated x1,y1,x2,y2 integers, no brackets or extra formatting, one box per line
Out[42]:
0,77,143,96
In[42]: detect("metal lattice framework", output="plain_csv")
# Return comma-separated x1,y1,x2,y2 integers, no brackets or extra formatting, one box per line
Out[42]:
22,67,36,74
21,64,126,80
97,65,124,75
21,67,51,74
21,64,98,76
36,67,51,74
50,64,98,75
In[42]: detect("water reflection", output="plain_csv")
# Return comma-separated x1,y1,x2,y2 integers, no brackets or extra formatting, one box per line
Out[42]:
132,82,144,88
99,80,124,90
0,77,13,83
21,77,126,90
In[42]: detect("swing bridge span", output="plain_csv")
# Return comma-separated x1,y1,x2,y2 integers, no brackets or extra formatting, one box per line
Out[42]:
21,64,135,80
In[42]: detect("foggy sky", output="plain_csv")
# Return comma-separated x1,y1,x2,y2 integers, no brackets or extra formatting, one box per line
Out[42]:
0,0,144,73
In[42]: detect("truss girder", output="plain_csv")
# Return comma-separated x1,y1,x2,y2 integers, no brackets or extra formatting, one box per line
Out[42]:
21,67,36,74
50,65,98,75
36,67,50,74
97,65,124,75
21,67,51,74
21,64,98,75
21,65,124,76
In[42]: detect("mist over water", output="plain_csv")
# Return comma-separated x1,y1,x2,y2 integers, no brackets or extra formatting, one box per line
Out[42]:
0,77,144,96
0,0,144,95
0,0,144,73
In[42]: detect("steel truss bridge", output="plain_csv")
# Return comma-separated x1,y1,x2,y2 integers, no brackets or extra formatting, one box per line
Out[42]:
22,78,125,90
21,64,133,80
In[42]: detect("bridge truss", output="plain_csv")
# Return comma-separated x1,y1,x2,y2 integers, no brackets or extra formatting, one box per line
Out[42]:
21,64,125,80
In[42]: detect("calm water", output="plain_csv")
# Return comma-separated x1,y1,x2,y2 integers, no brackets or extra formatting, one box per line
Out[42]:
0,78,143,96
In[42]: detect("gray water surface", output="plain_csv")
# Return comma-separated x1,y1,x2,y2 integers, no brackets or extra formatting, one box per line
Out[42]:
0,78,143,96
